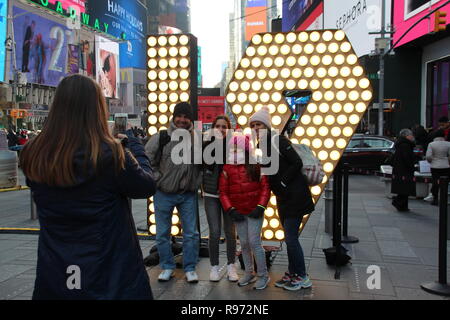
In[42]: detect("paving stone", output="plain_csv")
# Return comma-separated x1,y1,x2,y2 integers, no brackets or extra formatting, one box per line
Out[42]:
367,215,397,227
303,283,350,300
373,227,405,240
394,286,444,300
386,264,438,289
378,241,417,258
0,278,34,300
346,242,383,263
0,265,35,283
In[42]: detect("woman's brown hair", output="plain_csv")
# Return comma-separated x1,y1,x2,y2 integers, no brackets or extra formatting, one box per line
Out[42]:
20,74,125,187
212,115,232,130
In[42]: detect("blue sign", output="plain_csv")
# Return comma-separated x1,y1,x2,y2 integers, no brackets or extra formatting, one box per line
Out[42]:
247,0,267,7
282,0,318,32
0,0,7,82
86,0,147,69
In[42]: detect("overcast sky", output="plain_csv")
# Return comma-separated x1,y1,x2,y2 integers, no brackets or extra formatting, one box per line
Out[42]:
191,0,234,88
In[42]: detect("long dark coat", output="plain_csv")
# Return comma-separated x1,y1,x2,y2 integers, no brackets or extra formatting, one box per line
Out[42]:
28,136,156,300
391,137,416,196
261,132,315,222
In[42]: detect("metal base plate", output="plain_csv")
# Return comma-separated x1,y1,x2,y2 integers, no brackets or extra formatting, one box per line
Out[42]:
342,235,359,244
421,282,450,297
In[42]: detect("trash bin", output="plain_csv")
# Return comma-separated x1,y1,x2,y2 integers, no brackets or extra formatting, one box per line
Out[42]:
380,165,393,199
414,172,431,199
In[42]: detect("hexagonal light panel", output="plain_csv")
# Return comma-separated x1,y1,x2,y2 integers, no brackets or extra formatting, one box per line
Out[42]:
226,30,373,241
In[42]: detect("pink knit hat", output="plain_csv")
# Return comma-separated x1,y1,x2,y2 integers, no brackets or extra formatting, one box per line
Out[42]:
228,133,253,152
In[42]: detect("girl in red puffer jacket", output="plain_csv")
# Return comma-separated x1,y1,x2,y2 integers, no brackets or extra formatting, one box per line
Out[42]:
219,134,271,290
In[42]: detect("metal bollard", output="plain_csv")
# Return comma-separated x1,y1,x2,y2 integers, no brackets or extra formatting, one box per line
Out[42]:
324,179,333,234
30,191,38,220
420,176,450,296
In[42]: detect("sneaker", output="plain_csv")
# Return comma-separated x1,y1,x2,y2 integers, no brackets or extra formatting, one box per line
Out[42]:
254,276,270,290
274,272,292,288
237,272,256,287
284,275,312,291
227,263,239,282
424,194,434,202
210,266,220,282
158,269,174,282
186,271,199,283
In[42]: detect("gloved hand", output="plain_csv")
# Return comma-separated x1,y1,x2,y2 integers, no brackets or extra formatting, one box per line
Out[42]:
248,205,265,219
228,208,245,222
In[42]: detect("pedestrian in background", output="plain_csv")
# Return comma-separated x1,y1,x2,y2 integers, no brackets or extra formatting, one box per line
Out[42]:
219,133,271,290
429,116,450,142
20,74,156,300
145,102,202,283
413,124,429,153
426,129,450,206
250,106,313,291
391,129,417,212
202,115,239,282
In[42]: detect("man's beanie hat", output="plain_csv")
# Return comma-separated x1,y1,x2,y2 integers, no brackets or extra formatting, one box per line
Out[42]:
249,106,271,129
173,102,193,121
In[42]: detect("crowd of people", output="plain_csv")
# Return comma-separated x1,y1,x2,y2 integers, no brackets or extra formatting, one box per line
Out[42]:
390,116,450,211
12,73,450,299
19,74,314,300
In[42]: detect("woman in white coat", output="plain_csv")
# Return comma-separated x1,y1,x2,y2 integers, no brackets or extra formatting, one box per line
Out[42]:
426,129,450,206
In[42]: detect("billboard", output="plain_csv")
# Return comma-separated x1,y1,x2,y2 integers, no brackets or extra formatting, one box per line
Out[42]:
296,1,324,31
245,4,267,41
0,0,7,82
11,6,74,86
324,0,392,57
96,35,119,99
48,0,86,15
282,0,321,32
78,32,95,78
86,0,147,69
393,0,450,47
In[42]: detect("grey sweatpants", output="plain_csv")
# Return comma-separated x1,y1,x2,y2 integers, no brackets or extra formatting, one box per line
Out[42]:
235,216,268,277
204,196,237,266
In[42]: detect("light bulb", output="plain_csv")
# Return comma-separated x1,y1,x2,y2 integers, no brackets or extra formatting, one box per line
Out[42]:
147,37,157,46
257,69,267,80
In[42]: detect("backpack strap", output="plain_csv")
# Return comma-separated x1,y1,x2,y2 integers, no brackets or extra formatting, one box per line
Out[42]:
155,130,170,165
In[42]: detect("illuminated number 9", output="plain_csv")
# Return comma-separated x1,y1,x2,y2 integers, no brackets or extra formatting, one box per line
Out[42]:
226,30,373,240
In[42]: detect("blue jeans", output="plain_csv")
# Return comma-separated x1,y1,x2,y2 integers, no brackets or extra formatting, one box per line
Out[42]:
154,190,199,272
283,217,307,278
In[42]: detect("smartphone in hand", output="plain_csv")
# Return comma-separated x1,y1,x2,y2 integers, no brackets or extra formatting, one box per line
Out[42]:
114,114,128,135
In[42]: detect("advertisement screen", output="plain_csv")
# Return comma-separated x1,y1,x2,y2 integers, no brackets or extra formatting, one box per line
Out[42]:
245,6,267,41
283,0,321,32
296,1,324,31
324,0,392,57
96,35,120,99
11,6,73,86
78,32,95,78
393,0,450,47
0,0,7,82
86,0,147,69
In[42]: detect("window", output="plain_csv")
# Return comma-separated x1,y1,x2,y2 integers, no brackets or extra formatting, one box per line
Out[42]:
348,139,362,148
362,139,393,148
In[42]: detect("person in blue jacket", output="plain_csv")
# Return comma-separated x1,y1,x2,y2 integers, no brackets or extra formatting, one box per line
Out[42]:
19,74,156,300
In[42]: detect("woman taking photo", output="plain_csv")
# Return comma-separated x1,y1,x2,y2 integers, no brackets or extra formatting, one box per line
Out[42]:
20,74,156,300
249,106,314,291
203,115,239,282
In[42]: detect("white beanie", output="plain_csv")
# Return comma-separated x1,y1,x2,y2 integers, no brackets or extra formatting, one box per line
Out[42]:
249,106,271,129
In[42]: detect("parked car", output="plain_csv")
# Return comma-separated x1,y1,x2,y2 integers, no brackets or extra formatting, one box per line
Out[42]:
342,134,395,171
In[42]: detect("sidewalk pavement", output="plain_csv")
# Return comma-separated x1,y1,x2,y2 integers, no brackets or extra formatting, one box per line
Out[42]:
0,172,449,300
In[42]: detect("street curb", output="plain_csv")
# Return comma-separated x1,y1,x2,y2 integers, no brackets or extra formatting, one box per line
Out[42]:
0,186,29,193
